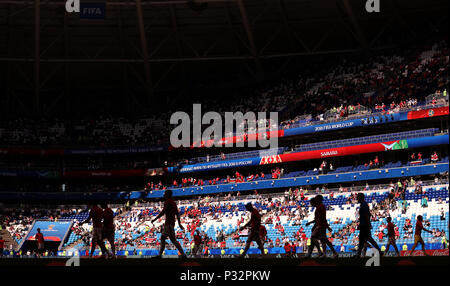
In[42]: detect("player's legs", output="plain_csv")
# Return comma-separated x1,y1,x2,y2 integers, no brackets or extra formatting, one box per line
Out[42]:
169,234,186,257
38,244,44,257
418,237,429,256
158,234,167,257
410,241,418,253
165,225,185,258
90,240,96,257
317,227,337,257
392,242,400,256
241,240,252,256
356,229,368,257
306,236,323,257
106,229,116,257
387,237,400,256
97,240,108,257
241,230,261,257
383,241,391,256
193,245,200,257
366,235,381,252
107,237,116,257
256,238,265,255
91,228,107,257
321,238,338,257
361,243,370,257
410,235,421,255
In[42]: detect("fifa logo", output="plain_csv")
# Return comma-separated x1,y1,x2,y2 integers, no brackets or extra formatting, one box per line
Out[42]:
66,0,80,13
365,0,380,13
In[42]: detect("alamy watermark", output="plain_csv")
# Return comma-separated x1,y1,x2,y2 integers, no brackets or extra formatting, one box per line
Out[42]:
365,248,380,266
65,0,80,13
65,255,80,266
365,0,380,13
170,104,279,149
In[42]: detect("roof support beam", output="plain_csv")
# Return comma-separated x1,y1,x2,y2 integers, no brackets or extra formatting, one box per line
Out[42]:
236,0,263,79
34,0,40,115
64,12,71,114
1,0,237,6
135,0,153,106
0,46,397,64
277,0,310,53
341,0,368,49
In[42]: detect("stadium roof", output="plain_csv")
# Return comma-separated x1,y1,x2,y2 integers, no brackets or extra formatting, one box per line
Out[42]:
0,0,448,116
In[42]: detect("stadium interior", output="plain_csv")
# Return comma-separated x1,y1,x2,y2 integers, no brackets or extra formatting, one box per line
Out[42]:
0,0,448,264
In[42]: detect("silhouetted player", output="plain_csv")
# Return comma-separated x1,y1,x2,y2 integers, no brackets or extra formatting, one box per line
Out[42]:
101,203,116,258
356,193,381,258
259,224,267,243
151,190,187,259
306,196,338,258
315,195,338,258
81,203,108,258
305,197,323,257
0,236,4,257
192,230,203,257
383,216,400,256
409,215,432,256
35,228,45,257
239,203,265,257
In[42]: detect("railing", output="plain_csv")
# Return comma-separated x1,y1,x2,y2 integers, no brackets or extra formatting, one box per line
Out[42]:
283,101,448,130
426,92,448,105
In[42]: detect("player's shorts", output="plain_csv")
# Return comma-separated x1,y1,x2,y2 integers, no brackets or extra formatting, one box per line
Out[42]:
92,228,103,242
162,224,176,238
102,228,115,242
311,226,327,239
358,227,372,241
388,237,396,244
247,229,261,243
414,235,424,244
37,243,44,250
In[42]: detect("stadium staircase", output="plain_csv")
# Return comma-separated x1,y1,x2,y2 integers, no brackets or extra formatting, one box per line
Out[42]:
0,228,18,251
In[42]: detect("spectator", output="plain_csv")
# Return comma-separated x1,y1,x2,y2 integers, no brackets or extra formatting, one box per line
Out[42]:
421,196,428,208
431,152,439,163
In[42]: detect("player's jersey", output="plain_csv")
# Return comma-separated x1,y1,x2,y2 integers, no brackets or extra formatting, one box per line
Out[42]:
163,198,178,226
0,239,5,248
415,220,424,236
359,202,372,229
387,222,395,238
90,205,104,228
103,208,115,229
35,232,44,244
259,225,267,238
314,203,327,227
194,235,202,245
250,209,261,230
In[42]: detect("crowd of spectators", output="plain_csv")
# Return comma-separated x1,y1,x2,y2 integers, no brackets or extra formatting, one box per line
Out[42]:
2,173,448,255
0,40,447,148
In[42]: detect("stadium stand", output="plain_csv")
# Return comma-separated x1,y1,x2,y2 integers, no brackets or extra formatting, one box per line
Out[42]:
1,177,448,257
0,36,448,261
